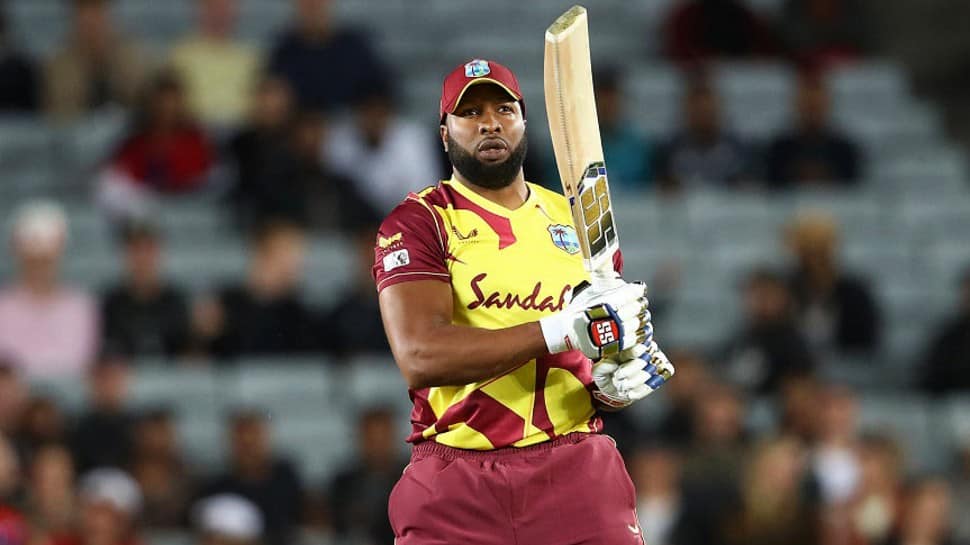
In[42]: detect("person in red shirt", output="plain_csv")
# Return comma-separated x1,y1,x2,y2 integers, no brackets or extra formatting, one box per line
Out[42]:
97,70,215,219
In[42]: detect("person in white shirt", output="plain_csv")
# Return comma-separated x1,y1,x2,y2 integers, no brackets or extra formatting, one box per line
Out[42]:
0,201,98,378
322,81,442,214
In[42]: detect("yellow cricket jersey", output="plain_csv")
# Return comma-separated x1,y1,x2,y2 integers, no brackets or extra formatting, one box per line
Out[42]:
373,177,621,450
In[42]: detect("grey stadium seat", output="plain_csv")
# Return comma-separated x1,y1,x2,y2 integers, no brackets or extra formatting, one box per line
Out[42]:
228,358,335,419
857,394,943,473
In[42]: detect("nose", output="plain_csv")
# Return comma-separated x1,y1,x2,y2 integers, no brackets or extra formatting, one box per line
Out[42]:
478,109,502,135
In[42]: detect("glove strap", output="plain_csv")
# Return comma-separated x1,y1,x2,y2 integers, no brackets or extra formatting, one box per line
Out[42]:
584,304,622,358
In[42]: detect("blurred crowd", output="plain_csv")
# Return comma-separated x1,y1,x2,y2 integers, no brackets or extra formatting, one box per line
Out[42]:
0,0,968,544
0,357,405,545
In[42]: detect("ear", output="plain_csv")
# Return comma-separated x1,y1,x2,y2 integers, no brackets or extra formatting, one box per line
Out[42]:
439,122,449,152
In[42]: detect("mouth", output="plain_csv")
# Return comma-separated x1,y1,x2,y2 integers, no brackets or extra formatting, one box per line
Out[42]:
477,138,509,161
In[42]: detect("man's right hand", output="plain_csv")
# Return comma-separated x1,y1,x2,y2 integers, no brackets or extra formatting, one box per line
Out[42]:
539,280,650,360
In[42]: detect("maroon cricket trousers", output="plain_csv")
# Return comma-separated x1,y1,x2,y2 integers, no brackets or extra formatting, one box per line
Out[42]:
388,432,645,544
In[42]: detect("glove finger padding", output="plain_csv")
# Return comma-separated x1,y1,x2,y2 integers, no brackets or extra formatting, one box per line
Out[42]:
612,348,675,402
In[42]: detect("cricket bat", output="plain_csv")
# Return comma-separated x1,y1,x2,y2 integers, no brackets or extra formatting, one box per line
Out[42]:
544,5,619,290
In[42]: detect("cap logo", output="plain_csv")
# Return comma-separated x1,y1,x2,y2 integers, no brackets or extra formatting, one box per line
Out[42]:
464,59,491,78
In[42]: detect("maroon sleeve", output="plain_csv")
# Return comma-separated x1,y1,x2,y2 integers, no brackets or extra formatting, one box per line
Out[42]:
373,197,451,292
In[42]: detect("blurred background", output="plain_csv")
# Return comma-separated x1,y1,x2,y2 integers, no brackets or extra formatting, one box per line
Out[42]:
0,0,969,544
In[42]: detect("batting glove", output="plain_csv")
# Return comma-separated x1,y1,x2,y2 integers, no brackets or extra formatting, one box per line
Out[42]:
592,342,675,409
539,276,651,360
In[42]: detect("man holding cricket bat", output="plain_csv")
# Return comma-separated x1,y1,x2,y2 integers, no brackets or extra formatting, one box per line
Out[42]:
373,11,673,541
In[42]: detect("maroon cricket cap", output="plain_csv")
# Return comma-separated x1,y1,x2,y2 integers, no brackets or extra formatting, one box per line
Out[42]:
439,59,524,121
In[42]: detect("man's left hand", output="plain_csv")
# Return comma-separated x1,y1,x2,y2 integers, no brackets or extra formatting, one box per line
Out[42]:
591,342,675,410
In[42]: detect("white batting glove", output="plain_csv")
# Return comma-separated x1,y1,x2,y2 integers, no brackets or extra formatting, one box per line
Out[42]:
591,342,675,409
539,275,651,360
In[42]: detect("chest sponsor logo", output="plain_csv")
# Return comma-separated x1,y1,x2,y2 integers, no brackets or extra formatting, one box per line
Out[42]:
548,224,581,255
383,249,410,272
466,273,570,312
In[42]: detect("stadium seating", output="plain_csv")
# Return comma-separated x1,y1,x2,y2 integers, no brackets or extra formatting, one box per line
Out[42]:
3,0,969,480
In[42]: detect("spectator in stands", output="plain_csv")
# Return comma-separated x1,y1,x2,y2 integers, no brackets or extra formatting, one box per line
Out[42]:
724,267,816,394
0,433,27,545
883,477,956,545
781,0,869,69
129,408,190,529
721,436,817,545
97,71,215,221
193,494,264,545
0,8,38,112
785,212,881,355
320,225,389,358
199,410,304,545
663,0,778,64
70,355,134,474
654,73,752,192
766,73,861,187
50,468,143,545
170,0,260,126
921,267,970,394
593,65,651,190
324,79,441,214
329,406,405,545
25,443,76,544
15,398,68,461
0,201,99,378
0,363,29,437
778,372,820,442
267,0,389,112
677,383,747,545
44,0,150,120
228,78,378,232
656,350,711,447
629,443,687,545
809,384,860,508
101,220,191,359
189,221,317,359
833,433,903,545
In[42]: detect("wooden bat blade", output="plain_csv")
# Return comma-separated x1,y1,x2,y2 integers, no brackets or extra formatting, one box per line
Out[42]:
544,5,619,276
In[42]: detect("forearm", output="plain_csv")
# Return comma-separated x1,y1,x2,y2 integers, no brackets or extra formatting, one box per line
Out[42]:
391,321,548,389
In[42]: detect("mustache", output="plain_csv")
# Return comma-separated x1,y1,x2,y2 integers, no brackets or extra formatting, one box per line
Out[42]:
447,133,528,190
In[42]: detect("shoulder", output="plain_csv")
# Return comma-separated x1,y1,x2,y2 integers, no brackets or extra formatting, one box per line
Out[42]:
380,185,451,246
384,184,453,224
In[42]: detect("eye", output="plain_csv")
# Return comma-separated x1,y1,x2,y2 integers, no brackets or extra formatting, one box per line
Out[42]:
458,107,480,117
498,104,514,114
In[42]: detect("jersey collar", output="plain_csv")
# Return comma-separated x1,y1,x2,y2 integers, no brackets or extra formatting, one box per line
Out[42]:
445,176,536,216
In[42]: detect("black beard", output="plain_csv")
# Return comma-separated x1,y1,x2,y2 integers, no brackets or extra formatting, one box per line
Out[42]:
447,134,528,190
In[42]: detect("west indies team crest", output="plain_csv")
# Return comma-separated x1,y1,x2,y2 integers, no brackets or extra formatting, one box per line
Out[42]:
548,224,580,255
464,59,491,78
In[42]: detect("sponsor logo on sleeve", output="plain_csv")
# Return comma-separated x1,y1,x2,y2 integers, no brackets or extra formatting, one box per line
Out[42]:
383,249,410,272
378,232,403,249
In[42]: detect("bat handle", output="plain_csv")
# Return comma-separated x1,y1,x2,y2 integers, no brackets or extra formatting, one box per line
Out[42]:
588,266,621,292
